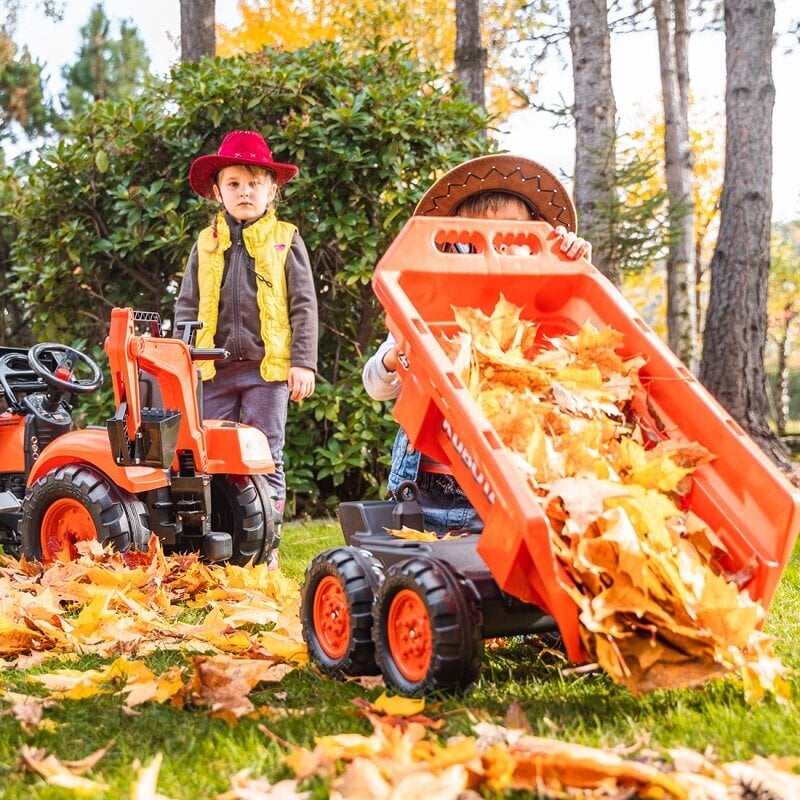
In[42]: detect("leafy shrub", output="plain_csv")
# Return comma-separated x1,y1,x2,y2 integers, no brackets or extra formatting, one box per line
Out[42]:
5,40,489,514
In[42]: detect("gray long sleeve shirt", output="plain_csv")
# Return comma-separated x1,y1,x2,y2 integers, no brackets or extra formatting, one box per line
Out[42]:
175,214,318,372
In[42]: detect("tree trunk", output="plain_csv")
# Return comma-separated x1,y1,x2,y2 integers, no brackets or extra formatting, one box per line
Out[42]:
654,0,697,370
455,0,486,109
568,0,619,286
699,0,779,453
180,0,216,63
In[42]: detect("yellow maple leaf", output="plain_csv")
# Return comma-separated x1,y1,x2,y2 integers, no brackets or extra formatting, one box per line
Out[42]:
625,451,694,493
487,294,526,351
385,526,439,541
563,320,628,374
124,665,185,708
371,692,426,718
28,668,112,700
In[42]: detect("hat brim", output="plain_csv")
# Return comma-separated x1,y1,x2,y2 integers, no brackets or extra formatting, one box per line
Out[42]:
189,154,299,200
414,154,577,233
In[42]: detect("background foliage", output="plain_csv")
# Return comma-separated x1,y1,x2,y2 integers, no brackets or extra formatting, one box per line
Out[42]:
5,40,489,515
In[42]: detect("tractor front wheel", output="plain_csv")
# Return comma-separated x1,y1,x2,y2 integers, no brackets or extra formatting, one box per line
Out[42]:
372,556,484,695
301,547,384,678
20,464,150,563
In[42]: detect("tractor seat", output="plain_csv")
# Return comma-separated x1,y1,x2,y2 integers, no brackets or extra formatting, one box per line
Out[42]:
138,369,204,420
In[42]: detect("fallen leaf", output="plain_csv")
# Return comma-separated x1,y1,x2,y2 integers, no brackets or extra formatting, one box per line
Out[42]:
19,745,111,795
384,526,439,541
131,753,176,800
371,693,426,718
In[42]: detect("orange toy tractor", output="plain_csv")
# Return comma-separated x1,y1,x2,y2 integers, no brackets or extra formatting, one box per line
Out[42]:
0,308,278,565
300,217,800,695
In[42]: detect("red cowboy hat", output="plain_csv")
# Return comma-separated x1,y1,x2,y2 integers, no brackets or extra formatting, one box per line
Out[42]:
189,130,299,199
414,154,577,232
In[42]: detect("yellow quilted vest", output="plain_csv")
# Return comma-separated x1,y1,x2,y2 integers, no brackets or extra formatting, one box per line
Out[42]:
195,211,296,381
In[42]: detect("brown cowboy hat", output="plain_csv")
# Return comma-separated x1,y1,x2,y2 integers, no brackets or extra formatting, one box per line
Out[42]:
189,130,299,199
414,154,577,232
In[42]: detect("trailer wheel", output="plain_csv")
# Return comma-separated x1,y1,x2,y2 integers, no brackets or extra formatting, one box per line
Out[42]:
373,557,484,695
210,474,276,565
301,547,384,677
20,464,149,563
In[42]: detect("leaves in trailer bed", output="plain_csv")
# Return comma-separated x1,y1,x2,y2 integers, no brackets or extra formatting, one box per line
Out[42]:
436,296,788,700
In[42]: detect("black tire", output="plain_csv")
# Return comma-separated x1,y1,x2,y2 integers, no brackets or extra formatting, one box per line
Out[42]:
372,556,484,695
210,474,276,565
301,547,384,677
20,464,150,562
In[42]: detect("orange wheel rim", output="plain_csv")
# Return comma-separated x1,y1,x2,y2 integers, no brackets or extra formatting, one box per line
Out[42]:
40,498,97,562
387,588,431,682
313,575,350,660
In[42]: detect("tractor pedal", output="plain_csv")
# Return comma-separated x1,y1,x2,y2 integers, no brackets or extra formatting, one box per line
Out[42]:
202,531,233,562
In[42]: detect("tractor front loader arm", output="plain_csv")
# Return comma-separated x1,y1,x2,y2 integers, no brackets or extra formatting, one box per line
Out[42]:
105,308,224,472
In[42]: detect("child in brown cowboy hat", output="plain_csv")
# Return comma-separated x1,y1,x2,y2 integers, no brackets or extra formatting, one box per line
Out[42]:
175,130,318,533
362,154,591,534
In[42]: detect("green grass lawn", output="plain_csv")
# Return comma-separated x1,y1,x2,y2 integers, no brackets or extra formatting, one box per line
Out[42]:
1,518,799,799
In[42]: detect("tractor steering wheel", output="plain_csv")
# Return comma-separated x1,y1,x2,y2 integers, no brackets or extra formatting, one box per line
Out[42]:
28,343,103,395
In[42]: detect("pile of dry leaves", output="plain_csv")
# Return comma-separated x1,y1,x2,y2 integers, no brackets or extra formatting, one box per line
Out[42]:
1,516,797,797
436,296,789,699
279,698,800,800
10,690,800,799
0,535,306,721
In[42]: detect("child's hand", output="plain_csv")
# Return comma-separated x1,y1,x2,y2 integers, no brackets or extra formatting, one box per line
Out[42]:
554,225,592,261
381,346,399,372
289,366,316,402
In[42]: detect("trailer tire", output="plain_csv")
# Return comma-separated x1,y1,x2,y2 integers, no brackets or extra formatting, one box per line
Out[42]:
301,547,384,677
210,474,276,565
373,556,484,695
20,464,150,563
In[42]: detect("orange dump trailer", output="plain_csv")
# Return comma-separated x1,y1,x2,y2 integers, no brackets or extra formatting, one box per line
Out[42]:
301,216,800,694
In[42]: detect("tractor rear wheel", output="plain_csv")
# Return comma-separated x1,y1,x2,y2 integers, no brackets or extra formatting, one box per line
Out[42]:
20,464,150,563
301,547,384,677
372,556,484,695
210,474,276,565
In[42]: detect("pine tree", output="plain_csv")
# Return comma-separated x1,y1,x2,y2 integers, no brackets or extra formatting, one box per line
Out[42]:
60,3,150,116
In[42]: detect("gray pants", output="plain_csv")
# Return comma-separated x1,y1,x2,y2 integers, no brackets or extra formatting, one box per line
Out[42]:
202,360,289,503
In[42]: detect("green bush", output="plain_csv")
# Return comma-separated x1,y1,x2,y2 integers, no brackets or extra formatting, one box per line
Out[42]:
5,40,489,514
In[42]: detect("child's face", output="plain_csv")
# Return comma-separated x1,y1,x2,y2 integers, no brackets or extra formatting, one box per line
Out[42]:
213,165,277,222
458,195,535,255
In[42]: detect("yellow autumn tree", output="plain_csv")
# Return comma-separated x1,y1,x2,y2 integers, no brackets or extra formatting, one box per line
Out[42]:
218,0,454,68
217,0,343,53
217,0,551,117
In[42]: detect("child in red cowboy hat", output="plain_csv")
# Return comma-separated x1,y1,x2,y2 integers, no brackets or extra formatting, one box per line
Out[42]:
363,154,591,534
175,130,318,533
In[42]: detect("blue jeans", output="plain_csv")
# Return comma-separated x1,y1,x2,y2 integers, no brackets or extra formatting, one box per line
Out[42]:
202,360,289,502
388,428,482,534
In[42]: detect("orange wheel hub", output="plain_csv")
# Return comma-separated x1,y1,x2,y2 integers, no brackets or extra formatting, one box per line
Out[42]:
387,588,431,682
313,575,350,659
40,498,97,562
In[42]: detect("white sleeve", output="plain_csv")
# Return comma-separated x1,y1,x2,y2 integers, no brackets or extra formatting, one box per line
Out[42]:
362,332,402,401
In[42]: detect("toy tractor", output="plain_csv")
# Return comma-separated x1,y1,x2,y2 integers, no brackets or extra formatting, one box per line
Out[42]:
300,216,800,695
0,308,278,565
